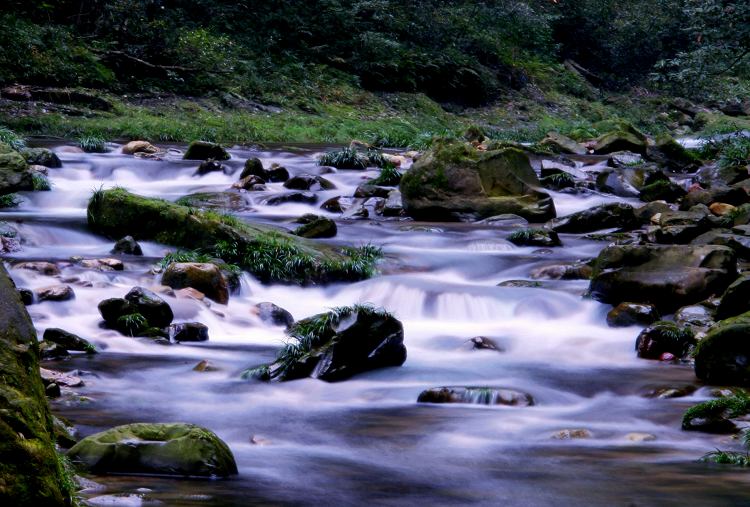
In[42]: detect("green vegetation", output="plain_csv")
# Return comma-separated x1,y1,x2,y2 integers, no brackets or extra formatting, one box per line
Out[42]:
0,193,21,208
78,135,107,153
508,229,547,243
369,165,403,186
682,390,750,429
116,313,147,337
0,126,25,150
31,172,51,191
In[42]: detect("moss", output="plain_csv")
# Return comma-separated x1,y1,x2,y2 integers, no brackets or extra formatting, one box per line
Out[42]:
682,390,750,429
88,188,381,284
701,450,750,467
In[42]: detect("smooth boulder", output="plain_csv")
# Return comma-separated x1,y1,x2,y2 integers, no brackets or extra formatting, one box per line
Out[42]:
694,312,750,386
67,422,237,478
162,263,229,305
183,141,230,161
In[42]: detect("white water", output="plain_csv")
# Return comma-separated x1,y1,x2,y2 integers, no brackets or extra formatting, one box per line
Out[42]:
3,143,749,506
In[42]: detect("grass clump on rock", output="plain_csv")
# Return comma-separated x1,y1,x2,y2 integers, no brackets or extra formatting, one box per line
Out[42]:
88,187,382,284
31,172,51,191
78,135,107,153
0,193,21,208
682,390,750,432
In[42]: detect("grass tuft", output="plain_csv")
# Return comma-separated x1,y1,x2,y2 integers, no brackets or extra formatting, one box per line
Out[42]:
31,172,52,191
0,126,26,150
78,135,107,153
683,390,750,429
0,193,22,208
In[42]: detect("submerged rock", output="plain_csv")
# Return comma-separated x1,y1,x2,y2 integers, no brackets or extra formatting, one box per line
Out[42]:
588,244,737,312
170,322,209,342
418,387,534,406
67,422,238,478
15,261,60,276
507,228,561,247
249,305,406,382
400,139,555,222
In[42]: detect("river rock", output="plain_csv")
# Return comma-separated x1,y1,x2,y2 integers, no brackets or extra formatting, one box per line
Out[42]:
682,185,748,210
195,159,224,176
694,312,750,385
508,228,561,247
175,191,251,212
122,141,158,156
588,244,737,312
170,322,209,342
183,141,230,161
0,142,33,194
418,387,534,406
232,175,266,191
124,287,174,328
715,276,750,320
35,285,74,302
692,230,750,260
255,306,406,382
382,189,404,217
606,302,659,327
468,336,503,351
539,132,587,155
592,128,648,155
67,422,238,477
78,258,125,271
284,173,335,191
253,302,294,327
639,179,687,203
240,157,265,179
111,236,143,256
162,263,229,305
42,328,96,353
264,191,317,206
266,164,290,182
635,321,695,359
400,139,555,222
354,184,391,198
646,135,700,172
293,216,337,238
15,261,60,276
550,203,638,233
20,147,61,168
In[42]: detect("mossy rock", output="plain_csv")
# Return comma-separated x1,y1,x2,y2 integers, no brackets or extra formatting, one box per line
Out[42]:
646,135,701,172
694,312,750,386
593,130,647,155
87,188,379,284
399,139,555,222
67,422,238,477
0,264,71,505
635,321,695,359
20,148,61,169
539,132,587,155
550,203,637,233
183,141,230,161
0,142,33,195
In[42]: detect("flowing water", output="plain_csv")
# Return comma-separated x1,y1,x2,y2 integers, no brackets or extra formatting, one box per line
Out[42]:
4,143,750,506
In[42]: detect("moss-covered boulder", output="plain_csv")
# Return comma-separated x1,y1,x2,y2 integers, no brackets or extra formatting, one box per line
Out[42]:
694,312,750,386
507,228,561,247
293,216,337,239
20,148,61,169
588,244,737,312
0,142,33,195
247,305,406,382
67,422,237,478
606,302,660,328
539,132,587,155
87,188,380,284
0,264,72,505
400,139,555,222
646,135,701,172
183,141,230,161
593,128,648,155
162,263,229,305
635,321,695,359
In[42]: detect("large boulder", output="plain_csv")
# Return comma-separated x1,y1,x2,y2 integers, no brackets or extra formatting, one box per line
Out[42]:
549,203,638,233
694,312,750,386
20,148,61,168
400,140,555,222
161,263,229,305
588,245,737,312
0,142,32,195
635,321,695,359
646,135,701,172
249,305,406,382
592,128,648,155
98,287,174,335
0,264,71,505
183,141,230,161
67,423,237,478
122,140,158,156
124,287,174,328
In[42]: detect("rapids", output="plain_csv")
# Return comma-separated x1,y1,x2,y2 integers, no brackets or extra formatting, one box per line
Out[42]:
3,142,749,506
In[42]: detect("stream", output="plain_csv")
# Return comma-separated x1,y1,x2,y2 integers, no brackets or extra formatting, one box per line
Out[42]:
3,142,750,506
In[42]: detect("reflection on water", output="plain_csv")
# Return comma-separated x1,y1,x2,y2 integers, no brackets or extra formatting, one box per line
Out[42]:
3,142,748,506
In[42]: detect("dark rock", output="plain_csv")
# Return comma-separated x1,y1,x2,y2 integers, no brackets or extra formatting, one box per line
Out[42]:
42,328,95,353
45,383,61,398
635,321,695,359
111,236,143,256
695,163,749,187
692,230,750,260
530,262,592,280
0,142,33,194
321,196,345,212
354,184,391,198
98,298,135,327
264,191,317,206
716,276,750,320
592,128,648,155
550,203,637,233
539,132,587,155
170,322,209,342
634,201,673,223
284,174,335,191
418,387,534,406
639,179,687,203
67,423,238,478
15,261,60,276
258,306,406,382
588,244,737,312
508,228,561,247
195,159,224,176
468,336,503,352
595,166,655,198
34,285,74,302
675,304,715,328
21,148,62,168
646,135,701,172
39,341,70,359
183,141,230,161
606,302,660,327
125,287,174,328
694,312,750,385
162,263,229,305
293,216,337,238
18,288,33,305
254,302,294,328
399,139,556,222
240,157,265,179
608,151,644,168
232,175,266,191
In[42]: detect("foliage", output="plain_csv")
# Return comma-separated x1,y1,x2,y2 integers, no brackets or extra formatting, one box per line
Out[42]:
78,135,107,153
716,135,750,169
701,450,750,466
318,148,369,169
31,172,51,191
116,313,147,336
0,193,21,208
0,126,25,150
508,228,547,243
369,164,402,186
682,389,750,428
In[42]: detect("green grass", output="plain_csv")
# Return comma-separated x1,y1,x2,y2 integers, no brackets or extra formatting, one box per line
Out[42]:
701,450,750,467
540,172,575,189
318,147,369,169
683,390,750,429
0,126,25,150
77,135,107,153
0,193,21,208
158,249,217,269
369,164,402,186
31,173,51,191
116,313,147,337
